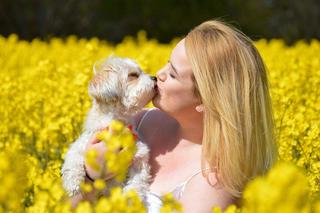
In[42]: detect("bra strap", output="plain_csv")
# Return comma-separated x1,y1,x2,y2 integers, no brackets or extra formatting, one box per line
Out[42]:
171,168,211,200
136,108,156,132
183,167,210,186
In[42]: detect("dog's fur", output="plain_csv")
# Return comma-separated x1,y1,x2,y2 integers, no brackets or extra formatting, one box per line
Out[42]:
61,56,156,202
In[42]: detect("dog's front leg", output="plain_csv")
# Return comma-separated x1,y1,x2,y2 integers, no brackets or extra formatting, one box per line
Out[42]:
61,131,94,196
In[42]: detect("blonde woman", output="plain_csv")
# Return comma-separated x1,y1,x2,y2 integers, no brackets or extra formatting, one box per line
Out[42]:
81,19,278,212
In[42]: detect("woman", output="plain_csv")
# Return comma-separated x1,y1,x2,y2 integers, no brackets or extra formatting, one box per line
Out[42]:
78,20,278,212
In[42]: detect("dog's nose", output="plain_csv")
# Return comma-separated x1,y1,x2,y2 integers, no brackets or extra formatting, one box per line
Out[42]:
150,76,157,81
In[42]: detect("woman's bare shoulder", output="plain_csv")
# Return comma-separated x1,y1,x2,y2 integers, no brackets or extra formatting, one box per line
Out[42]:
129,108,149,127
180,172,236,212
129,107,173,144
130,108,164,132
129,107,160,128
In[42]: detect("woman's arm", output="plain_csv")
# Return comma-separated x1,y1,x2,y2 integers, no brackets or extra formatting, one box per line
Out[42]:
72,108,151,208
69,135,114,209
69,175,101,209
84,107,150,179
84,135,116,180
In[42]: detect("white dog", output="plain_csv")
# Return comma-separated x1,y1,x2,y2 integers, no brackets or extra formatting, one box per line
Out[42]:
61,56,157,202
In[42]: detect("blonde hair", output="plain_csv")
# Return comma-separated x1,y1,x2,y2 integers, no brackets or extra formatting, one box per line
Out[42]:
185,20,278,199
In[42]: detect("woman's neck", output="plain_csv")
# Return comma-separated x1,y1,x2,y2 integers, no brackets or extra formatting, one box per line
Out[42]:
174,111,204,146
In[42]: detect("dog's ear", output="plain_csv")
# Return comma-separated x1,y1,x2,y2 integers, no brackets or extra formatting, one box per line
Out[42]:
88,69,121,104
93,55,116,74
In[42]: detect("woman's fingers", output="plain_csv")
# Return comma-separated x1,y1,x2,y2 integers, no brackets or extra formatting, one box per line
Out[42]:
90,136,101,144
84,141,108,180
84,126,134,180
87,127,109,146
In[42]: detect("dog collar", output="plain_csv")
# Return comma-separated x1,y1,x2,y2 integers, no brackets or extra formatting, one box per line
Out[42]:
126,124,139,140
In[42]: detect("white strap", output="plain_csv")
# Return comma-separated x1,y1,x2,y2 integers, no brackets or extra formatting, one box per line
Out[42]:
180,168,209,189
171,168,211,199
136,108,155,132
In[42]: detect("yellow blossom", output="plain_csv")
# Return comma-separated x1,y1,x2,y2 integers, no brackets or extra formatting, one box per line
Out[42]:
0,33,319,212
93,179,106,191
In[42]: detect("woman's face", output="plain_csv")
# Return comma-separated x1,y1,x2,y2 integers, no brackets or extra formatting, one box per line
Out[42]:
152,39,200,115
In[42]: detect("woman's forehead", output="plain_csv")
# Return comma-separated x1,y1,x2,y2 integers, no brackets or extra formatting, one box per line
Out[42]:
171,39,192,77
172,39,186,59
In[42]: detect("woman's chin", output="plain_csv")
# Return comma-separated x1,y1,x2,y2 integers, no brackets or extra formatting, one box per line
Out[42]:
152,96,167,113
151,94,160,107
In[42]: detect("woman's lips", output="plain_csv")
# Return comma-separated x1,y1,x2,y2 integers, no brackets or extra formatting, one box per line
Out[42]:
154,84,159,93
152,85,159,99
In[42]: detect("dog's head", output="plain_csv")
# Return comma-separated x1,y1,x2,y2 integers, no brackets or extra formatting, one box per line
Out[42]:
88,56,157,112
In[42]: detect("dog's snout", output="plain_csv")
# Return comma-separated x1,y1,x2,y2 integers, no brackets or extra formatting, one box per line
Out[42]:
150,76,157,81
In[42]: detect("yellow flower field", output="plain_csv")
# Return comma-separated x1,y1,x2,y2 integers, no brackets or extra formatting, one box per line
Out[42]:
0,32,319,212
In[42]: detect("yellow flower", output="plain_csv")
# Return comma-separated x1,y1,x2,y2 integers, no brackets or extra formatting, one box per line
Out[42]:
93,179,106,191
0,33,319,212
160,193,182,213
80,182,93,193
85,149,101,172
109,120,125,133
96,129,112,142
75,201,93,213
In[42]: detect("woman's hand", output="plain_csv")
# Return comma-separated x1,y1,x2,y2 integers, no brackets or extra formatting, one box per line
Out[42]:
84,128,115,181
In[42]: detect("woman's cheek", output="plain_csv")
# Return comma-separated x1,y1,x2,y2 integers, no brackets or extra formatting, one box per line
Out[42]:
166,90,192,111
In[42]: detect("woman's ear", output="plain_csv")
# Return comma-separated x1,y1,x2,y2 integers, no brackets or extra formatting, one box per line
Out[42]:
195,104,204,112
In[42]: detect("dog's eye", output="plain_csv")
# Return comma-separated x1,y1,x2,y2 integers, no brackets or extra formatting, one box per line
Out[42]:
128,73,139,79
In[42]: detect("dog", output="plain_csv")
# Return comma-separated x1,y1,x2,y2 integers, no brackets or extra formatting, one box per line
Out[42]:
61,56,157,203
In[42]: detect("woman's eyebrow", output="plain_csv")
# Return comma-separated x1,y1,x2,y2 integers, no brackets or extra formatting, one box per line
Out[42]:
168,60,180,76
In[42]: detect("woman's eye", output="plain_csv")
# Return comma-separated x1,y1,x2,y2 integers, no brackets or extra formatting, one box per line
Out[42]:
169,73,176,79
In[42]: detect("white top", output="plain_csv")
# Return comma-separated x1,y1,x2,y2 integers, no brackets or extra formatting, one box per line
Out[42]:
145,192,163,213
134,108,209,213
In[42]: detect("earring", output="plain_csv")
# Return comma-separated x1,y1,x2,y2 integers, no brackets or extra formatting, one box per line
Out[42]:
195,105,204,112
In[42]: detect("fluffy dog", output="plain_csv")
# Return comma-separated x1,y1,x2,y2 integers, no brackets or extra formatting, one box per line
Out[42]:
61,56,157,202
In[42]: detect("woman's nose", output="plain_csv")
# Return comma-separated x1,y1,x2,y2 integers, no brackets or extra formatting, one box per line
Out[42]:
156,70,166,81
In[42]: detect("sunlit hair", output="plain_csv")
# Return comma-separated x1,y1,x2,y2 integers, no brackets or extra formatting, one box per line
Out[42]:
185,19,278,199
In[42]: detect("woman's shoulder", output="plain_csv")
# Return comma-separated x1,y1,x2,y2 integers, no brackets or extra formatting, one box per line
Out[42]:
129,107,174,144
129,107,159,128
130,108,162,133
